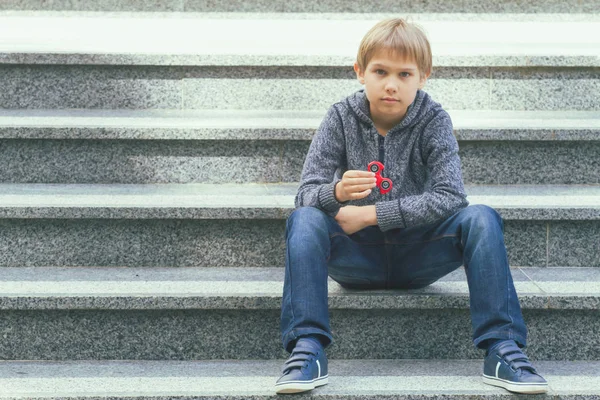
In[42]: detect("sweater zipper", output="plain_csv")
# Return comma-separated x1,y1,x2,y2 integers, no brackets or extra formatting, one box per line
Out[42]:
378,134,385,165
378,134,389,197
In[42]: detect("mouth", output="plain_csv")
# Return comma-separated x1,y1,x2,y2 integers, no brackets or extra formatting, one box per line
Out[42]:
382,97,399,103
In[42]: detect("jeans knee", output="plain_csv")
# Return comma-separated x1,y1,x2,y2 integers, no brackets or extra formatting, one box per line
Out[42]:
461,204,504,233
286,207,329,235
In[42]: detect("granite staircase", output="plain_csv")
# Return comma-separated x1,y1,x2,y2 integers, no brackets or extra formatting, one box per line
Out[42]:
0,0,599,398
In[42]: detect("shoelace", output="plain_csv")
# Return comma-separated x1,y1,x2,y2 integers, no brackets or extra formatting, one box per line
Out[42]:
281,344,318,375
495,341,538,374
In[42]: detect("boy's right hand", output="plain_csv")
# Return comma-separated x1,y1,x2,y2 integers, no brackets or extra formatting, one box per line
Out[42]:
335,170,377,203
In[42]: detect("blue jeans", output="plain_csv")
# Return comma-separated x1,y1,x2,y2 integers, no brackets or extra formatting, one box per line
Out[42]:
280,205,527,353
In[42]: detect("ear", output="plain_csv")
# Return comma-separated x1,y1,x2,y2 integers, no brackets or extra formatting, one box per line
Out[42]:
354,62,365,85
418,71,430,89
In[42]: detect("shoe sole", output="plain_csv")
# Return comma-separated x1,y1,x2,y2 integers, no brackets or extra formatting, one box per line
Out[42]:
482,374,548,394
275,375,329,394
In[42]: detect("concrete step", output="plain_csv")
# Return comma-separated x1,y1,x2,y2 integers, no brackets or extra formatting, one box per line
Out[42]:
0,109,598,185
1,109,599,140
0,15,598,110
1,360,599,399
2,109,598,141
0,0,597,13
0,183,598,268
1,14,598,67
0,66,595,111
0,266,598,360
1,183,599,220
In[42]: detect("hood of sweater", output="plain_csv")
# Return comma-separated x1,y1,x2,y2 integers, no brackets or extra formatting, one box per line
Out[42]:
345,89,441,133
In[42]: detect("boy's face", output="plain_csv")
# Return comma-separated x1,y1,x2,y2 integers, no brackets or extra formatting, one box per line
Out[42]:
354,49,429,130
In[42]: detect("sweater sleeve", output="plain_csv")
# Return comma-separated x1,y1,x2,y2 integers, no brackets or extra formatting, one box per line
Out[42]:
375,112,469,231
294,105,347,215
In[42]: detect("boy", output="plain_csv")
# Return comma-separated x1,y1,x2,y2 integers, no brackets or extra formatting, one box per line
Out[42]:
275,18,548,395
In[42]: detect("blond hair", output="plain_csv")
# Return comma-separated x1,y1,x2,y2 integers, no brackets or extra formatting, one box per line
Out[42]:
356,18,432,77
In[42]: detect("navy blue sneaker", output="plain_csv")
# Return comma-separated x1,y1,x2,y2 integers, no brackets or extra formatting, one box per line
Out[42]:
275,337,328,394
483,340,548,394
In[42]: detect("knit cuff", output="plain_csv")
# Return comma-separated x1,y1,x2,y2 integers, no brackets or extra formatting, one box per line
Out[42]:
318,181,346,214
375,199,405,231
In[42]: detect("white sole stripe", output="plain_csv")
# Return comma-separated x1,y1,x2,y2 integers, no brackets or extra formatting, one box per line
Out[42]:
483,374,547,386
275,375,329,386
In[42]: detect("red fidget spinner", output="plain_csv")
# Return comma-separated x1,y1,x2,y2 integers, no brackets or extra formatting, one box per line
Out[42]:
368,161,392,194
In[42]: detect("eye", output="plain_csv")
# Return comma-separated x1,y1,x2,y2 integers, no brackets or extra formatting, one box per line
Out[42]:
375,69,386,75
400,72,411,77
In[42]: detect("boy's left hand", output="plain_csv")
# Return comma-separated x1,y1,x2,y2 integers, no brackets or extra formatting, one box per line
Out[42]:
335,205,377,235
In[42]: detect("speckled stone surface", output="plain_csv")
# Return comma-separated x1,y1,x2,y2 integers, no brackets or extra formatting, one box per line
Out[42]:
1,360,599,399
1,137,598,185
180,66,355,79
524,310,600,360
0,184,291,220
172,220,285,267
0,109,322,140
3,53,599,68
548,222,600,267
1,15,597,68
2,1,596,12
0,2,585,13
0,219,285,268
491,69,600,111
183,1,600,13
2,265,600,310
280,140,310,182
2,109,598,186
330,309,600,360
0,307,597,360
0,219,179,268
0,266,559,311
459,141,600,184
0,1,184,11
0,139,287,183
0,65,183,109
285,140,600,185
0,109,599,141
0,309,285,360
1,266,600,361
502,221,548,267
0,265,287,282
183,78,491,111
456,130,600,141
0,184,599,266
449,110,600,141
1,183,599,221
522,266,600,284
183,79,361,111
4,11,599,20
522,267,600,309
0,292,556,312
451,185,600,222
0,64,597,110
0,184,598,266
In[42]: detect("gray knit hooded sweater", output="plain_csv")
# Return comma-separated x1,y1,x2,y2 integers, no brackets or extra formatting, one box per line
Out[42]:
295,89,469,231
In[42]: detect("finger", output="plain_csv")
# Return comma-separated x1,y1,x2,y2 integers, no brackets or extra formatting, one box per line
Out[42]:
342,176,377,186
344,177,377,186
349,189,372,199
344,170,376,178
346,183,377,192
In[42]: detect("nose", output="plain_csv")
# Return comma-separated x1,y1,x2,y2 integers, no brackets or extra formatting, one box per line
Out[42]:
384,78,399,93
